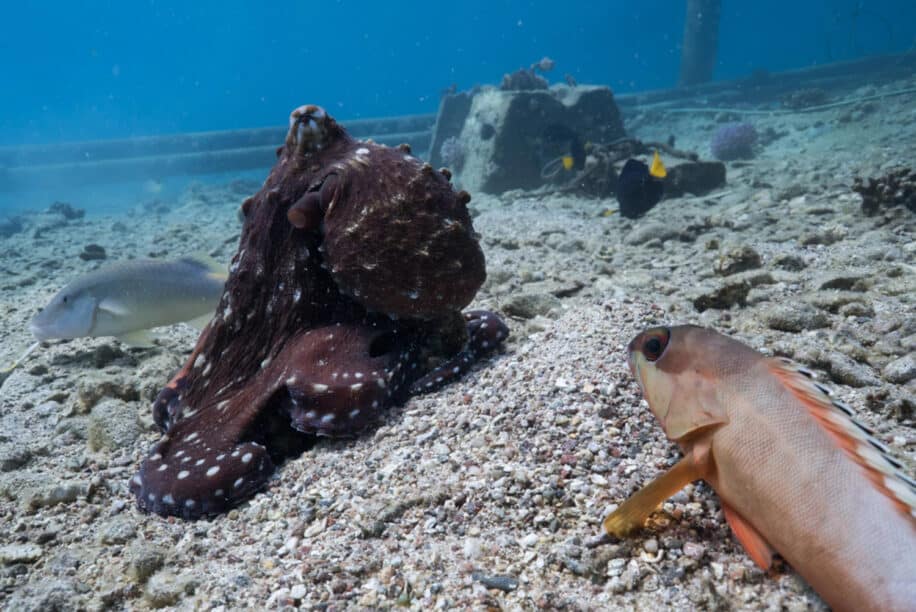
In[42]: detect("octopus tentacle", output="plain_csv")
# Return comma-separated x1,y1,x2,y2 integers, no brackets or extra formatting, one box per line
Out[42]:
133,321,419,519
131,435,274,520
152,365,192,431
411,310,508,394
278,323,416,437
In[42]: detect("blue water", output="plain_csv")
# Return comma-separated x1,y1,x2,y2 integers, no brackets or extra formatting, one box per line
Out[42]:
1,1,912,146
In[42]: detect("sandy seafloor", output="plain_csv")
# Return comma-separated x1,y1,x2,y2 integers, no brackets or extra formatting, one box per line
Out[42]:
0,75,914,611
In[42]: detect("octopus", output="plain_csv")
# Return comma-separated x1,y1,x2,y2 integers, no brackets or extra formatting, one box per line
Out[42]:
130,105,508,519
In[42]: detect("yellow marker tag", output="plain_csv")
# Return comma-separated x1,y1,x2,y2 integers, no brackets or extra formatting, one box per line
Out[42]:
562,155,574,171
650,151,667,179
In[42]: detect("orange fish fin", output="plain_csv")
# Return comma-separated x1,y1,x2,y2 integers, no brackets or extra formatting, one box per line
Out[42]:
603,455,705,537
721,503,775,570
768,357,916,522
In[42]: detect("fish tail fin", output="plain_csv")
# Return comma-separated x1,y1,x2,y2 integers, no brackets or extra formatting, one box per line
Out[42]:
768,357,916,521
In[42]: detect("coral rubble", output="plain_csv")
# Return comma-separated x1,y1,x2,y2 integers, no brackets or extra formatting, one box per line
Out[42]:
852,167,916,215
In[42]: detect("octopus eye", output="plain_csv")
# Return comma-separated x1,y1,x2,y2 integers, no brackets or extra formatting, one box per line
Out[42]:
238,197,255,223
642,328,670,362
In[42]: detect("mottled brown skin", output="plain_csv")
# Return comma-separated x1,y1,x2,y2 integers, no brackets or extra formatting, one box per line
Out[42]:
130,105,507,519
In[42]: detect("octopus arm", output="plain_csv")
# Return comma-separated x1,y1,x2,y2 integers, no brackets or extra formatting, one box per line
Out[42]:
411,310,508,394
276,323,416,437
131,430,275,520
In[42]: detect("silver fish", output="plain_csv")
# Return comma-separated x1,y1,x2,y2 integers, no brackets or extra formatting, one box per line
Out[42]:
30,255,226,347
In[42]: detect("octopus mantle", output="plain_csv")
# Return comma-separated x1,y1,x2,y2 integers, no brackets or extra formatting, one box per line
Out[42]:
130,105,507,519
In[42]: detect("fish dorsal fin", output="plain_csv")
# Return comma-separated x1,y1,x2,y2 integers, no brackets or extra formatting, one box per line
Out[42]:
649,151,667,179
768,357,916,521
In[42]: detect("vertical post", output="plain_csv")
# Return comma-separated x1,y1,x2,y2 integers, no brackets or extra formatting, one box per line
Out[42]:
679,0,722,86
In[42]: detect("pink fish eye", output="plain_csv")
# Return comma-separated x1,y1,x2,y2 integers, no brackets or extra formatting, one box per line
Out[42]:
642,327,670,362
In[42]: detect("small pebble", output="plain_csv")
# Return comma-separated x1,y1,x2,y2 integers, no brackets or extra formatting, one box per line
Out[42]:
127,545,165,584
519,533,539,548
304,518,326,537
0,544,43,564
471,572,518,592
883,354,916,384
289,584,307,600
463,538,482,559
683,542,706,559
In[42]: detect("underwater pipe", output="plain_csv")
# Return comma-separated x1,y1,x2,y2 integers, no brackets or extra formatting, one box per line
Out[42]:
679,0,721,86
0,130,432,193
0,114,435,169
619,50,916,109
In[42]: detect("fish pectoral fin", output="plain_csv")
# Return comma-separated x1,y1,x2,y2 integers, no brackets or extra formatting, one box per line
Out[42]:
115,330,157,348
97,298,131,317
721,503,775,570
603,456,704,537
184,313,213,332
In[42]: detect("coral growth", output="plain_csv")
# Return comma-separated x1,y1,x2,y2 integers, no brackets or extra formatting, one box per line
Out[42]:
852,167,916,216
500,57,555,91
500,68,548,91
530,56,555,73
439,136,466,171
710,123,758,161
47,201,85,220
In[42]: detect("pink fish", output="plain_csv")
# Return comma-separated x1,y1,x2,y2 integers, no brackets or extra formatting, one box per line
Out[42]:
604,325,916,611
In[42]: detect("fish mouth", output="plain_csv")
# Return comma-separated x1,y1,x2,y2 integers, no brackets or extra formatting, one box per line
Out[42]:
626,336,640,377
627,351,650,402
626,334,645,382
28,320,51,341
627,351,638,378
